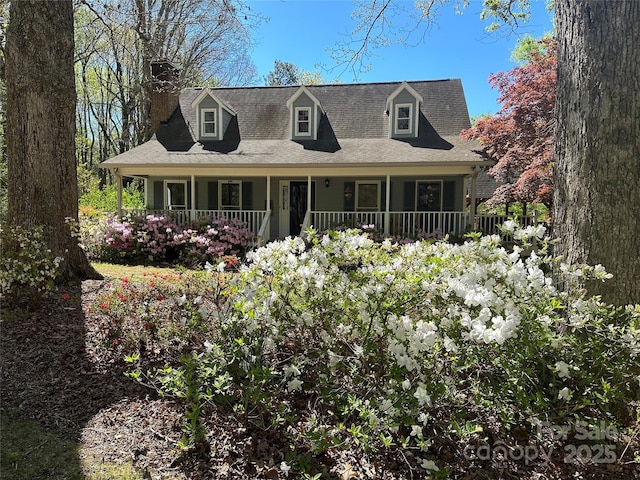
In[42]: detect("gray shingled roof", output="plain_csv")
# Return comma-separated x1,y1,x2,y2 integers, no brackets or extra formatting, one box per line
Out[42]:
102,79,487,168
466,168,502,200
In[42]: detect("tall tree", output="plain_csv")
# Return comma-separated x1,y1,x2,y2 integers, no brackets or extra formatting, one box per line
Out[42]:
5,0,98,280
462,36,556,210
265,60,300,86
79,0,259,145
264,59,327,86
336,0,639,305
72,0,260,180
553,0,639,305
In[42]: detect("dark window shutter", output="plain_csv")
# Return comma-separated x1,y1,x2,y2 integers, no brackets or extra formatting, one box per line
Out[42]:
343,181,355,211
443,181,456,211
242,181,253,210
381,182,387,210
208,181,218,210
153,181,164,209
403,181,415,211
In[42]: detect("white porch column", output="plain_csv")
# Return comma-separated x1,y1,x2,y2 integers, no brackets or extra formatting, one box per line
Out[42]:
190,175,196,221
307,175,312,214
470,167,479,229
384,174,391,236
114,169,123,218
266,175,271,212
266,175,271,238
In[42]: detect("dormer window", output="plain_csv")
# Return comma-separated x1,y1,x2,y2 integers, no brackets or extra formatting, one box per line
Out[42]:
395,104,413,134
201,108,217,137
295,107,311,136
387,82,423,138
191,89,236,142
286,87,323,140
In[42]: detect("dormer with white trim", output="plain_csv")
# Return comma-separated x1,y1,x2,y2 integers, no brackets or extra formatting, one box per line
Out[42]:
285,86,324,141
191,88,236,142
386,82,423,139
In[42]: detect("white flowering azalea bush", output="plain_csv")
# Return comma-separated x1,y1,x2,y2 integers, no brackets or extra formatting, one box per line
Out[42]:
0,224,63,308
134,227,639,476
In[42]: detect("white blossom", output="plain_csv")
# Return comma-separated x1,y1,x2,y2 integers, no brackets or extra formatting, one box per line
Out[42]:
414,385,431,406
558,387,572,401
554,361,570,378
287,378,303,392
420,459,440,471
280,461,291,477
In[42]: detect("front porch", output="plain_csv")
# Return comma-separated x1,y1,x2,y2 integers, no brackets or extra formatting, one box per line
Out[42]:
112,167,530,246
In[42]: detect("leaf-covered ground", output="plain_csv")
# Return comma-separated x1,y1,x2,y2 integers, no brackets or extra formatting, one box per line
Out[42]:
1,278,638,479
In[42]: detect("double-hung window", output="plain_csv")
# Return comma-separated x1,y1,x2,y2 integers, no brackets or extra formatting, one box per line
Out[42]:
295,107,311,136
201,108,217,138
416,181,442,211
219,180,242,210
395,103,413,134
355,181,380,211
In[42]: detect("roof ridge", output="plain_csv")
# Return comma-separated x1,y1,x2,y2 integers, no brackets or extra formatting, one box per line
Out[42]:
182,78,459,91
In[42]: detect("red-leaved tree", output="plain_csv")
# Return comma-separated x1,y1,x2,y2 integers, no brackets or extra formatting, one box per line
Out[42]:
462,37,557,210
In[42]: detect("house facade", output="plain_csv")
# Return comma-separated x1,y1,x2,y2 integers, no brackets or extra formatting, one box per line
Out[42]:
101,61,493,244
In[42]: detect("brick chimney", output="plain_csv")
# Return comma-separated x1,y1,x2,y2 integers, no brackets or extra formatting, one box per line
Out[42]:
150,60,180,135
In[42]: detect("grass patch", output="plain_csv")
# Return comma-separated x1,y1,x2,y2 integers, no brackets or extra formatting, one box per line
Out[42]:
1,410,83,480
82,462,146,480
0,411,144,480
92,262,183,281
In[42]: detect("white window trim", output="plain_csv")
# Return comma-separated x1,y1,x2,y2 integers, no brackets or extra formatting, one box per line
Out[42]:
164,180,188,210
295,106,312,137
394,103,413,135
355,180,381,211
415,180,443,211
200,107,218,139
218,180,242,210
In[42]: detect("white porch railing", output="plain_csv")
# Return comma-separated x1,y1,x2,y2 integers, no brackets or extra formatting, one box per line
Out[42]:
124,209,269,244
474,214,537,235
387,211,470,237
309,211,538,238
256,210,272,247
122,209,538,243
310,211,471,237
308,211,386,233
125,209,193,225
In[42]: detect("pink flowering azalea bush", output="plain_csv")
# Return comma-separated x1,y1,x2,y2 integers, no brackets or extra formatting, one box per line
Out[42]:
173,216,255,267
81,214,254,266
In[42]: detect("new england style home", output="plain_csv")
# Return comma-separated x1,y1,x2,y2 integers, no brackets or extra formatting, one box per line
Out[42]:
101,61,498,245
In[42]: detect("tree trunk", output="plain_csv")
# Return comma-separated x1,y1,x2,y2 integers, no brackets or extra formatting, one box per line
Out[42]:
553,0,640,305
5,0,100,281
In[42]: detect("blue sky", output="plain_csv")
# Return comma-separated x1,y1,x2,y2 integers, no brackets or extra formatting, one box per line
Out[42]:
246,0,554,117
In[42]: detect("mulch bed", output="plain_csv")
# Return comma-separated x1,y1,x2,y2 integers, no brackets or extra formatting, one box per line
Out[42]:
1,279,638,479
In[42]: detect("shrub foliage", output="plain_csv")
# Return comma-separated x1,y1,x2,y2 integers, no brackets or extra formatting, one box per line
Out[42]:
81,214,254,267
0,224,64,308
115,228,639,475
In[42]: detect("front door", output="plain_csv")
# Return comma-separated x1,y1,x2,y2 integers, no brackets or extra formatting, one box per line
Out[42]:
278,180,315,237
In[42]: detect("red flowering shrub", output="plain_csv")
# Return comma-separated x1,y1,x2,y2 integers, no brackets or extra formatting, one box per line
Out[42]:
91,271,222,356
